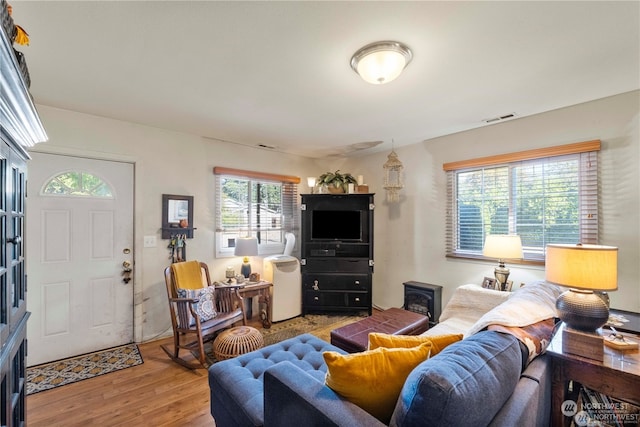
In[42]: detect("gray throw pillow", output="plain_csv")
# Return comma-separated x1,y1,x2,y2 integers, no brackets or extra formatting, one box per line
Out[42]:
391,330,522,427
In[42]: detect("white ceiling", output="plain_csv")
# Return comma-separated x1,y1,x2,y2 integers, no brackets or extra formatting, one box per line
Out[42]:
10,1,640,158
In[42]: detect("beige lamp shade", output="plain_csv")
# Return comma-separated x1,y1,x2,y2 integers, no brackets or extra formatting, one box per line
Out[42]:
234,237,258,257
482,235,523,260
545,244,618,291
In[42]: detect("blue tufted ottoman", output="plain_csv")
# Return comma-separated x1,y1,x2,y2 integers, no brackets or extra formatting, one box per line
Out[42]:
208,333,345,427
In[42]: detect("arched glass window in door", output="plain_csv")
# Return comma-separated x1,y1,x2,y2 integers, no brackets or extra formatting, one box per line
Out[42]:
42,171,113,198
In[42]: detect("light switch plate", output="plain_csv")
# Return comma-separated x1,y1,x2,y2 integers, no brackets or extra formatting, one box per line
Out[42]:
144,235,157,248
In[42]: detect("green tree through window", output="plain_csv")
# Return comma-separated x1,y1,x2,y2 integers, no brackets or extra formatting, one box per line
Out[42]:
446,145,598,262
42,172,113,198
215,171,299,257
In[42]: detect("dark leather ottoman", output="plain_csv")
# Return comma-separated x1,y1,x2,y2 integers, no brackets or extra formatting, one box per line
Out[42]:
330,307,430,353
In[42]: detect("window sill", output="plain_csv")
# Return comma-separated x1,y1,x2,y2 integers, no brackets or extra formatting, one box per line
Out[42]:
445,253,545,267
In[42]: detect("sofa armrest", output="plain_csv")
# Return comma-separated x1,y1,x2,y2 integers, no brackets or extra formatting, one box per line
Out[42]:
264,361,385,427
489,354,551,427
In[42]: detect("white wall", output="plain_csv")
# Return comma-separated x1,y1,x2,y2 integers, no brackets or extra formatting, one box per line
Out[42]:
29,105,324,342
29,90,639,343
337,91,639,313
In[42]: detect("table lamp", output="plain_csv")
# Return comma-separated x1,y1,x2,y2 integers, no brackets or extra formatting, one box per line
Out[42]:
482,235,523,291
545,243,618,360
307,177,317,194
234,236,258,278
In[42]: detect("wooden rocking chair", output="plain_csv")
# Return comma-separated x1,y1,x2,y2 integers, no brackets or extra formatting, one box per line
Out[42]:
161,261,246,369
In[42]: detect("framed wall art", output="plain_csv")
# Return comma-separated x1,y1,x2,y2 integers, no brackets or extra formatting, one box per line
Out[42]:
162,194,194,239
482,276,497,290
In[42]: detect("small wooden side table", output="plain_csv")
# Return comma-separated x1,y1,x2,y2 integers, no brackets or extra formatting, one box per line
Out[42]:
547,323,640,426
238,281,273,329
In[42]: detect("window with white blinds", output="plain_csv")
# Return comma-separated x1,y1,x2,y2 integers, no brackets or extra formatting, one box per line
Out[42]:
214,167,299,257
444,141,600,262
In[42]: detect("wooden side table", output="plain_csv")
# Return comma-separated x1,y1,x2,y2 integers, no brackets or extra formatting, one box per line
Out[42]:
547,323,640,426
238,281,273,329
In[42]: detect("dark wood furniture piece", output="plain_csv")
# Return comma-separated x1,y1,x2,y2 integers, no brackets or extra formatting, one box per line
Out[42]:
238,281,273,328
403,281,443,327
547,323,640,427
162,262,247,369
609,308,640,334
300,193,374,315
1,6,48,424
330,307,430,353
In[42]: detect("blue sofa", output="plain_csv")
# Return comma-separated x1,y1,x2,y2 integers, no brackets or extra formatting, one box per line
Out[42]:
208,334,342,426
209,283,558,426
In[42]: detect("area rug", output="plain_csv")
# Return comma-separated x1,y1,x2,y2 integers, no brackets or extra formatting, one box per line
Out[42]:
201,313,367,364
26,343,144,395
262,313,366,345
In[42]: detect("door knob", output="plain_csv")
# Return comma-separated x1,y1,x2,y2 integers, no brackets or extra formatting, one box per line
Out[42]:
122,261,132,283
6,235,21,245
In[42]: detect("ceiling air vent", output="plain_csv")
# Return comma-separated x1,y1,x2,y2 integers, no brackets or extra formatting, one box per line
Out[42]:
483,113,517,124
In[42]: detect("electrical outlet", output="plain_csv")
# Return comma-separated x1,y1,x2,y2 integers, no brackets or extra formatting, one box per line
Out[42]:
144,235,157,248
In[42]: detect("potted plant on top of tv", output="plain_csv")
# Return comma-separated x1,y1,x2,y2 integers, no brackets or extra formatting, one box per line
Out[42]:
317,170,357,193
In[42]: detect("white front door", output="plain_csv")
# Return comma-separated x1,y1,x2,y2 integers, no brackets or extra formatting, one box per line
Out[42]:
26,153,134,366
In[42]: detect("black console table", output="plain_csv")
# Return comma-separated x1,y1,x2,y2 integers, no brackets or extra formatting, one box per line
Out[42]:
403,281,442,327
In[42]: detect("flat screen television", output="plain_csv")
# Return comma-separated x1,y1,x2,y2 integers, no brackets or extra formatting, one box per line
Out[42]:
311,210,362,241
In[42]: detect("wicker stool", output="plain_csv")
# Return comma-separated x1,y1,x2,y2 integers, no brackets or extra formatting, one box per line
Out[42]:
213,326,264,360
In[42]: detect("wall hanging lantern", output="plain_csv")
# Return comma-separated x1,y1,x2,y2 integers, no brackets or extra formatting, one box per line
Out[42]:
350,41,412,85
383,142,404,202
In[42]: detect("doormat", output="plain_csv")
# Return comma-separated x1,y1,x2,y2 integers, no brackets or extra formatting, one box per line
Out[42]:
26,343,143,395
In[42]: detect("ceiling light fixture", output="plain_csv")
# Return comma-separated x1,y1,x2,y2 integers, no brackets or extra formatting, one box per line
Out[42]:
350,41,413,85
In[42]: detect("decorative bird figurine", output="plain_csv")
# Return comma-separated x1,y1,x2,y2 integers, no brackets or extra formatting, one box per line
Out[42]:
14,25,29,45
7,3,30,46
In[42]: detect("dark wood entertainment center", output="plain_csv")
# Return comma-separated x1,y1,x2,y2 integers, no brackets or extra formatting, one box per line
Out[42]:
300,193,374,315
1,5,48,423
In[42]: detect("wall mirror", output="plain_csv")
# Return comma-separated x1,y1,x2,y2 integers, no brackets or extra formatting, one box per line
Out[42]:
162,194,194,239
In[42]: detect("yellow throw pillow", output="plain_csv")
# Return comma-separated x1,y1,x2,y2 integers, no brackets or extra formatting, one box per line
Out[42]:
368,333,463,356
323,343,431,423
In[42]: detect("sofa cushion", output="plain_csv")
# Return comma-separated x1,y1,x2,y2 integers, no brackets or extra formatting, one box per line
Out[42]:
323,343,431,424
391,330,523,427
264,361,387,427
209,333,344,426
368,332,463,356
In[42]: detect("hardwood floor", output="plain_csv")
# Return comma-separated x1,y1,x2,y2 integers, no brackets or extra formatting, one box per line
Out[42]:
27,335,216,427
26,311,365,426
